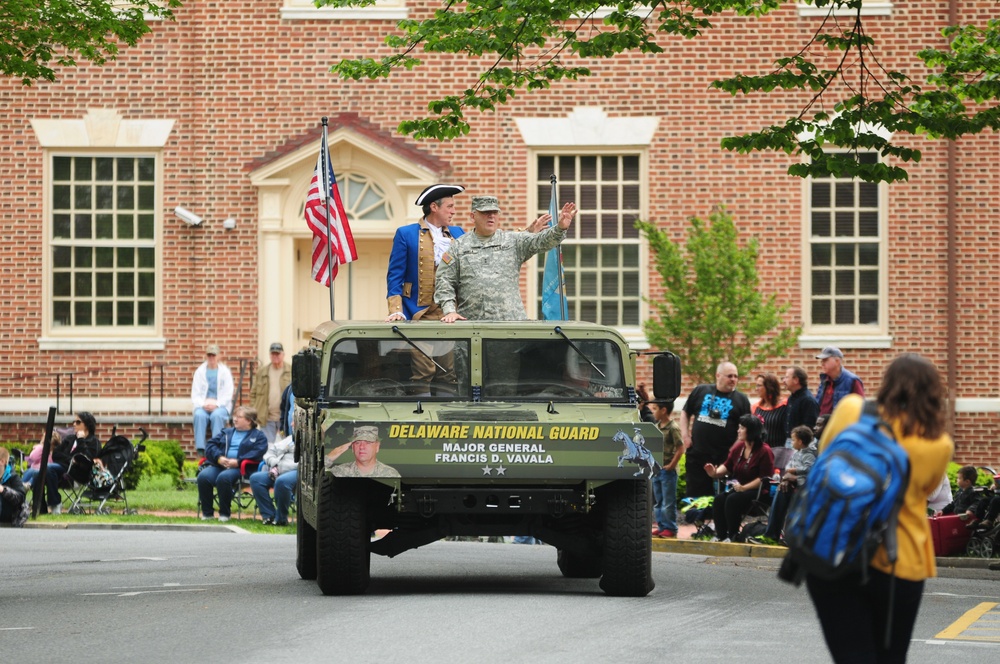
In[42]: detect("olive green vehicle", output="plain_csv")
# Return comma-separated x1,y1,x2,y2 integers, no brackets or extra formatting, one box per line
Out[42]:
292,320,680,597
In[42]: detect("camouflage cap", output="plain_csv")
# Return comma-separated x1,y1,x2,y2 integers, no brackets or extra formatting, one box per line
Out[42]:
471,195,501,212
350,425,379,444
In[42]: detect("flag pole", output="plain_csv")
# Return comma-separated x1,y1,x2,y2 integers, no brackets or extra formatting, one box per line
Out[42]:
320,117,336,321
551,174,569,320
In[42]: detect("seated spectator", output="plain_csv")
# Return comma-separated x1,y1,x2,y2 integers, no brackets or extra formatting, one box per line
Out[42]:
249,434,297,526
976,474,1000,529
28,413,100,515
21,430,60,493
0,447,27,524
938,465,981,519
703,413,775,542
192,344,234,454
197,406,268,522
760,425,818,542
926,472,953,514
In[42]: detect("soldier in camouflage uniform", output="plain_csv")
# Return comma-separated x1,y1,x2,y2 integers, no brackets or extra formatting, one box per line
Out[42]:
325,425,400,478
435,195,577,322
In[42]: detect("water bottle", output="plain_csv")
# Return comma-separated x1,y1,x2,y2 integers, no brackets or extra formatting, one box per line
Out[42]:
770,470,781,499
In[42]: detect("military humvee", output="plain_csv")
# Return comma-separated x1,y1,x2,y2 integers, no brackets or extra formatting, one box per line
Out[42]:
292,320,680,597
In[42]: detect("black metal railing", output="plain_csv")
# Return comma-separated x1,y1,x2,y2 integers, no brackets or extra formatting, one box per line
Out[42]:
10,358,260,416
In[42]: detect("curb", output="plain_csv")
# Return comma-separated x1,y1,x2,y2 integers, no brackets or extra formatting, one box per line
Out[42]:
652,538,999,569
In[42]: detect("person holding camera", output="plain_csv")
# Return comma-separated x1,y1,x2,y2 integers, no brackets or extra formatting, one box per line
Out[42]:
680,362,751,500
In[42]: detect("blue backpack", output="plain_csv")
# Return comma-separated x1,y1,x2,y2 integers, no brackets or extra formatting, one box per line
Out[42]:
782,401,910,583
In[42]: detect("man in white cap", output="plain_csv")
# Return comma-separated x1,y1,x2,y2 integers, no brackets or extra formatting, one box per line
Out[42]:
386,184,466,323
435,195,576,322
325,425,400,478
191,344,234,454
815,346,864,420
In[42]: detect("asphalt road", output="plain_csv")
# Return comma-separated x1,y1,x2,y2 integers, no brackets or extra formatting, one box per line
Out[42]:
3,527,998,663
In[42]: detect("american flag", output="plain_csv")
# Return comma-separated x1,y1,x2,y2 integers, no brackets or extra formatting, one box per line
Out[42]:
304,134,357,286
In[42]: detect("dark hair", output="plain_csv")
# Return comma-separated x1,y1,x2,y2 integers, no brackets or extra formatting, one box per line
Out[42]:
738,413,765,450
958,465,977,483
877,353,947,439
421,197,448,218
76,412,97,438
789,366,809,390
756,373,781,406
791,425,814,446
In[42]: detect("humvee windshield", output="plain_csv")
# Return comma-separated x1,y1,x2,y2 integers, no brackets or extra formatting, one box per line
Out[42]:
482,338,626,401
327,338,471,398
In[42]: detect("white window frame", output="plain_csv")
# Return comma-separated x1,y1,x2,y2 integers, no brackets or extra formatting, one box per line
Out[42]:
796,1,893,17
516,108,657,347
280,0,408,20
799,150,892,350
31,110,173,351
527,150,647,342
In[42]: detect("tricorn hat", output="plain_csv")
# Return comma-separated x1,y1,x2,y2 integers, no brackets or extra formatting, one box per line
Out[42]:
416,184,465,207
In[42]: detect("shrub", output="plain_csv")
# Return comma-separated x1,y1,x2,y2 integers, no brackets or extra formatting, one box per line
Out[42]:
676,454,687,501
126,440,184,490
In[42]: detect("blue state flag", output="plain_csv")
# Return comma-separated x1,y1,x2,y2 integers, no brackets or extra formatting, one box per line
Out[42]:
540,182,568,320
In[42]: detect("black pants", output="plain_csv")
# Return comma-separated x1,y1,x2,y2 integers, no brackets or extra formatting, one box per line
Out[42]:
712,489,757,540
685,450,719,498
806,569,924,664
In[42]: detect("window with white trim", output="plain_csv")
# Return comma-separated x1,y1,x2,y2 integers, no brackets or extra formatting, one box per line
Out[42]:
533,154,642,327
806,152,884,329
796,1,893,17
297,171,393,221
281,0,407,20
50,155,157,330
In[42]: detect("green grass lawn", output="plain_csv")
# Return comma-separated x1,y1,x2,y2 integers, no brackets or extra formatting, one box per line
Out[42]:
26,474,293,535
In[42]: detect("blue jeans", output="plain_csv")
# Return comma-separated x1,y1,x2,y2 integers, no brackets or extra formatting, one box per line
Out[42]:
249,469,297,523
652,468,678,532
30,462,67,508
197,465,242,517
765,486,795,540
193,407,229,452
22,467,38,488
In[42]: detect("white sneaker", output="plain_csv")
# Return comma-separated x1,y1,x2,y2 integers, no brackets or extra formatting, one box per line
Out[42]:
199,514,212,521
720,538,731,543
218,516,230,523
51,503,62,515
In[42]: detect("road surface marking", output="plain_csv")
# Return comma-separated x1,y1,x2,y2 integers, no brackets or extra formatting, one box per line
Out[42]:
935,602,1000,642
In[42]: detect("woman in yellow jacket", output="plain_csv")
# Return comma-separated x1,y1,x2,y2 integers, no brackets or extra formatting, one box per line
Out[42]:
806,354,953,664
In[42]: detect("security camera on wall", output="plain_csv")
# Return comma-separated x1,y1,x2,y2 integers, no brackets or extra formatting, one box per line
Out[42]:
174,206,203,226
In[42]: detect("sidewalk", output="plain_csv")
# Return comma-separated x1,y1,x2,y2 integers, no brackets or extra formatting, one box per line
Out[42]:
654,521,998,569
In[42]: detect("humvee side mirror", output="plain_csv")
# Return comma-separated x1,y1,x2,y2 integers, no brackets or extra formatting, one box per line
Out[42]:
651,352,681,401
292,349,321,400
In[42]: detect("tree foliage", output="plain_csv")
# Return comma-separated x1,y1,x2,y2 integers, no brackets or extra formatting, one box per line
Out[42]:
1,0,180,85
322,0,1000,183
637,209,799,384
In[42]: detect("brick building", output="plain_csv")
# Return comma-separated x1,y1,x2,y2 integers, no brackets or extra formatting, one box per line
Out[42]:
0,1,996,463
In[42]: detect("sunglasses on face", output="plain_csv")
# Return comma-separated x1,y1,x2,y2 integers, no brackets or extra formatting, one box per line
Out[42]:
73,419,83,425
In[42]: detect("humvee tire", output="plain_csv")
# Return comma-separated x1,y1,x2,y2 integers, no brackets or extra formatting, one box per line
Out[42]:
315,476,370,595
598,479,654,597
296,473,317,580
556,549,602,578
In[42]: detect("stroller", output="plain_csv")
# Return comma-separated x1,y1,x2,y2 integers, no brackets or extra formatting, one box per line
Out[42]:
66,427,148,515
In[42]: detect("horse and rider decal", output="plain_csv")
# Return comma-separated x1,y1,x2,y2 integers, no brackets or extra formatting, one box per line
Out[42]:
613,428,660,478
